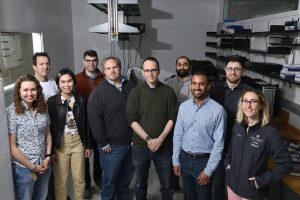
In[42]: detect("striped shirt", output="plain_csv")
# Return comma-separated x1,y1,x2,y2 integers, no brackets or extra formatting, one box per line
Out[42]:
172,97,227,176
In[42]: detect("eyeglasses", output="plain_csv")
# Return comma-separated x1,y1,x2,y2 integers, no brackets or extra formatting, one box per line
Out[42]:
225,67,242,73
241,99,260,105
143,68,158,73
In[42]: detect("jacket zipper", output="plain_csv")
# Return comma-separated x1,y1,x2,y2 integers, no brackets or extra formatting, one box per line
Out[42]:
236,128,248,194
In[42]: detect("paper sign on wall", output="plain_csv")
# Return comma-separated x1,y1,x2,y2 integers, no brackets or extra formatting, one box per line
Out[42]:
1,33,23,69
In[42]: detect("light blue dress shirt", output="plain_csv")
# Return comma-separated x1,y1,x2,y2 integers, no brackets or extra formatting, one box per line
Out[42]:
172,96,227,176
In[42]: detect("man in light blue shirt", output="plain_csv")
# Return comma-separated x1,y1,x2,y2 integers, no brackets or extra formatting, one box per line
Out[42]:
172,71,226,200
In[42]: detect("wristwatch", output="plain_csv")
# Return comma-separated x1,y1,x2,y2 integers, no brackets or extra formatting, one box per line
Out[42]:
144,135,151,142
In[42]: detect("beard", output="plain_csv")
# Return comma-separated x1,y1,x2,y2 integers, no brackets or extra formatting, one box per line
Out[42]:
176,69,189,78
227,76,241,84
191,89,208,100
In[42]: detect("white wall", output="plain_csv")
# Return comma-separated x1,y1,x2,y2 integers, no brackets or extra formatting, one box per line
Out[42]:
0,0,74,78
71,0,222,75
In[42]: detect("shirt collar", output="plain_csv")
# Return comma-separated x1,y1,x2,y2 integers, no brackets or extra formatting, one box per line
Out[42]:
223,80,244,90
177,75,191,83
21,101,30,110
105,76,125,88
61,95,75,104
191,95,210,108
82,68,103,80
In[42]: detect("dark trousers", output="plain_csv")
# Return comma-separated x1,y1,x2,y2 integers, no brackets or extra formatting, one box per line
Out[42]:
85,138,102,189
212,160,226,200
99,144,134,200
132,144,173,200
180,151,212,200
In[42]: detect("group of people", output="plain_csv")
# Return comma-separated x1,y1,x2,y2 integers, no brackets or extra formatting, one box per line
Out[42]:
7,51,293,200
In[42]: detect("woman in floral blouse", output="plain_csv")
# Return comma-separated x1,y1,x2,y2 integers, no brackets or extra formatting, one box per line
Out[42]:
7,74,52,200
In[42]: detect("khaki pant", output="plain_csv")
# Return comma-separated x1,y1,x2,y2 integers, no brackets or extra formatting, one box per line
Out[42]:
54,134,85,200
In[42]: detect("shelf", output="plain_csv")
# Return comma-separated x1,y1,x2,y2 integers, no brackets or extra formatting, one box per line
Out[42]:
270,42,300,47
234,47,291,55
206,32,218,37
205,52,218,60
205,54,300,86
205,25,300,86
269,74,300,86
207,28,300,38
206,42,218,48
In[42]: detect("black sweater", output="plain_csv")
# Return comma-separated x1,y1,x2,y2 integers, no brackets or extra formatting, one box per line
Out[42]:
224,121,293,199
87,78,134,146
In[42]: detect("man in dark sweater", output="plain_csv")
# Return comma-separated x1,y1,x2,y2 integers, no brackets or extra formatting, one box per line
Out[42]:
88,56,135,200
126,57,178,200
210,55,252,200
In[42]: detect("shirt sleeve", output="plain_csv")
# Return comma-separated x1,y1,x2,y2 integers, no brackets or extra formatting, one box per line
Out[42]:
167,89,179,122
6,105,17,134
204,108,227,176
126,87,139,125
172,105,184,166
87,88,108,146
255,128,293,188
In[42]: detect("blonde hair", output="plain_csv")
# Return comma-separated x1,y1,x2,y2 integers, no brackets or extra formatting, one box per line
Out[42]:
236,89,270,127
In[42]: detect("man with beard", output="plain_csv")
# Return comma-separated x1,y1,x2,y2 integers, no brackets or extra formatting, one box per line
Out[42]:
210,56,251,200
165,56,193,104
173,71,226,200
165,56,192,191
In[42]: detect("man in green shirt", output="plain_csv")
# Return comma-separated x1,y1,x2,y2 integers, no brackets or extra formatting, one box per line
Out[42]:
126,57,178,200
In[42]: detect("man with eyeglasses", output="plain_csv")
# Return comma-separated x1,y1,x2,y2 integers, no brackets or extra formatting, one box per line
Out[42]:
126,57,178,200
210,55,252,200
76,50,104,198
165,56,193,105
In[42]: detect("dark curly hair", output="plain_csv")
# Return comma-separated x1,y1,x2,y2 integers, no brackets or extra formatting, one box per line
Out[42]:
13,74,47,114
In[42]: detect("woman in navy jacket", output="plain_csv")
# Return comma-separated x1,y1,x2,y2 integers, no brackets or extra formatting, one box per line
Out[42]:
224,89,293,200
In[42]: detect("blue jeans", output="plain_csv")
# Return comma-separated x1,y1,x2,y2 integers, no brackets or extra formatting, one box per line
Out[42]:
99,144,134,200
12,164,51,200
132,144,173,200
180,151,212,200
